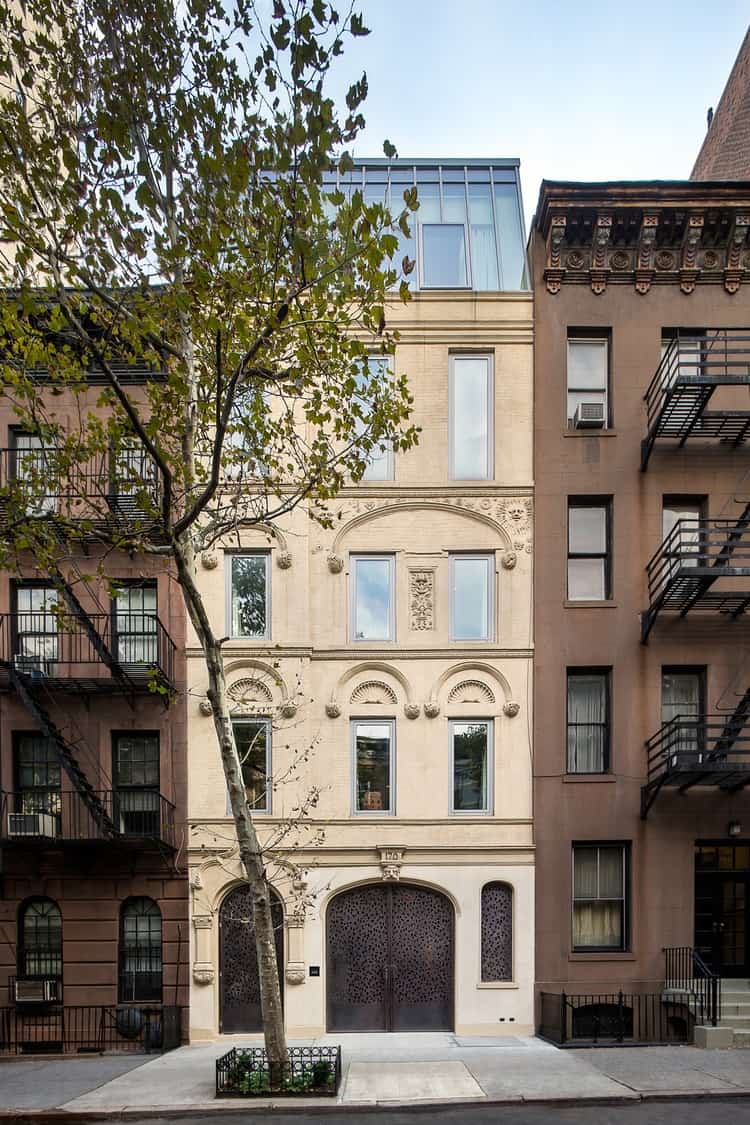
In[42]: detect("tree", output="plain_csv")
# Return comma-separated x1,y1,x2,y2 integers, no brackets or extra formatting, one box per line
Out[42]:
0,0,418,1071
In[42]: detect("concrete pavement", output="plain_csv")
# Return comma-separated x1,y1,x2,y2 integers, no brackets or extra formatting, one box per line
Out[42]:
1,1034,750,1114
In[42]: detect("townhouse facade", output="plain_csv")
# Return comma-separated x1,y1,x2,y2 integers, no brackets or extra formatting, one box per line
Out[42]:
187,158,536,1040
0,372,189,1052
531,180,750,1043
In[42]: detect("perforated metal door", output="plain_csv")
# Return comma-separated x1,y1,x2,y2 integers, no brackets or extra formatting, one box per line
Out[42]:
219,886,283,1033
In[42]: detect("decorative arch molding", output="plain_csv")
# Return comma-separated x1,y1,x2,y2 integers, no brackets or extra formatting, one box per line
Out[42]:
227,677,274,710
321,875,462,920
429,662,519,718
327,661,416,719
350,680,398,706
447,679,496,706
224,658,288,700
330,499,532,558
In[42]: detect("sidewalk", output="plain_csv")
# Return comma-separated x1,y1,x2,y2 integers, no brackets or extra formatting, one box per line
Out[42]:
1,1035,750,1115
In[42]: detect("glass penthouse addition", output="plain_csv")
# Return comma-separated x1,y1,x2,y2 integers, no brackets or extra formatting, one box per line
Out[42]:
330,160,528,292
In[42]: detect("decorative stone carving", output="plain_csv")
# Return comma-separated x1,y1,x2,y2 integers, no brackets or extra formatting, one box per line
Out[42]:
327,554,344,573
503,701,521,718
725,214,750,294
448,679,496,705
276,551,293,569
379,847,405,881
192,963,215,985
590,213,613,294
424,701,440,719
609,250,630,272
190,870,204,890
199,698,213,716
635,212,659,294
680,212,704,294
193,914,212,929
200,552,218,569
409,569,435,631
404,703,420,720
325,701,341,719
286,966,306,985
350,680,398,705
545,213,567,293
566,250,585,270
655,250,676,271
227,677,274,710
502,551,517,570
279,700,298,719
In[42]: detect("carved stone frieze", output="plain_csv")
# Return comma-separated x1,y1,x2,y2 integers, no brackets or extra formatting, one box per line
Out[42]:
409,569,435,630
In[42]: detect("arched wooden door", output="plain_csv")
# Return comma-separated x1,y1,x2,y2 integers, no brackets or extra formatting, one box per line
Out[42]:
326,883,453,1032
219,886,284,1033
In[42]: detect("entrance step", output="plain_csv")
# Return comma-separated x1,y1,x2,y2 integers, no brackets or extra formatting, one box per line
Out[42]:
733,1030,750,1047
720,1003,750,1018
718,1016,750,1028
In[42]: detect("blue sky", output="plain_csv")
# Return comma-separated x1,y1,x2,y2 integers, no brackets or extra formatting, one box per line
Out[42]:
329,1,749,227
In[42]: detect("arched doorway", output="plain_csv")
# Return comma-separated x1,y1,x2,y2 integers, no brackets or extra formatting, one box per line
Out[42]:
326,883,453,1032
219,885,284,1034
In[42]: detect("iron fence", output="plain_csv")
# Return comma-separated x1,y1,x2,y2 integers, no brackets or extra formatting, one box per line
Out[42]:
538,992,693,1045
0,1004,181,1054
216,1046,341,1097
663,945,720,1026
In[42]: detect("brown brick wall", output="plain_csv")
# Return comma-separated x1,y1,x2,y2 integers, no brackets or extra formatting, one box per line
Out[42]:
692,27,750,179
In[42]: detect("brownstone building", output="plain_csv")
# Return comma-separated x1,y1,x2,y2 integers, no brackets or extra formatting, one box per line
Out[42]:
531,180,750,1045
0,371,188,1052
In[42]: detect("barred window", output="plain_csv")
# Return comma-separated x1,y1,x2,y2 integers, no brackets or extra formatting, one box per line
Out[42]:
119,897,162,1002
19,897,62,979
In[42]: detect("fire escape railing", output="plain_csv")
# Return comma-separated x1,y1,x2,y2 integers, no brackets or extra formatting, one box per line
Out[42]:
641,517,750,642
641,329,750,470
641,714,750,817
0,789,176,848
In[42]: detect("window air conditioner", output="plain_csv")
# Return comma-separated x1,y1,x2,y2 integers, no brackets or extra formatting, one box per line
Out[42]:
14,978,61,1004
8,812,58,838
574,402,606,429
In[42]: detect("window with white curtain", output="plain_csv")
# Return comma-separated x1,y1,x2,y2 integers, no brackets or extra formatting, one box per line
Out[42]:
572,844,628,951
567,670,610,773
661,667,704,759
662,499,705,579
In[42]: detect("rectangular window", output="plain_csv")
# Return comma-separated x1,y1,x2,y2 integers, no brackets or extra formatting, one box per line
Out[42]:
567,499,611,601
355,357,394,481
449,355,493,480
14,732,61,827
567,336,609,428
450,554,493,641
227,553,270,639
567,670,610,773
10,431,55,515
114,583,157,666
451,720,492,812
662,667,705,757
662,497,705,573
572,843,628,951
13,584,59,671
233,718,271,812
352,719,394,814
351,555,395,642
113,732,160,836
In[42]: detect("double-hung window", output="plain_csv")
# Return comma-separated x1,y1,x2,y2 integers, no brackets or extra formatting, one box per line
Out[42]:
10,431,55,515
450,720,492,813
228,553,270,639
567,499,611,600
13,584,58,671
113,732,160,836
352,719,394,814
567,336,609,428
114,583,157,666
567,669,610,773
233,718,271,812
449,355,493,480
450,554,494,641
14,733,61,828
572,843,628,951
351,555,395,642
354,357,394,481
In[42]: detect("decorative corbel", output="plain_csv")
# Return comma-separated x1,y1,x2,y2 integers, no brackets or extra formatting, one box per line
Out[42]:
544,214,567,294
192,914,215,984
724,214,750,294
635,212,659,294
680,212,704,294
379,846,405,881
590,213,613,294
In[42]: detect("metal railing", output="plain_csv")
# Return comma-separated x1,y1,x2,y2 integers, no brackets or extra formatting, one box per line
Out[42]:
663,945,720,1027
0,789,176,848
645,714,750,785
216,1046,341,1097
0,1004,181,1054
645,518,750,605
539,991,692,1045
0,612,175,690
644,329,750,430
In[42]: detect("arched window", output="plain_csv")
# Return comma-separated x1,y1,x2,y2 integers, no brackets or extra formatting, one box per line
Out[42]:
19,898,62,979
481,882,512,982
119,898,162,1002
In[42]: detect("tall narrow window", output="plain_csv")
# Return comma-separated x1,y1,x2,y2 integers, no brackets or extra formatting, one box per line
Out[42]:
113,732,160,836
114,583,157,666
662,667,704,758
567,499,611,600
662,498,705,576
233,719,271,812
13,585,58,671
481,882,513,981
352,720,394,814
355,357,394,481
14,733,61,829
119,898,162,1002
567,670,610,773
351,555,394,642
10,431,55,514
449,356,493,480
450,554,493,640
228,554,270,639
19,898,62,979
572,844,628,951
567,337,609,428
451,720,492,812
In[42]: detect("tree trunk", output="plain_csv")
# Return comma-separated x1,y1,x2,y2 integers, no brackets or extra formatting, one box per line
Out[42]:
173,541,288,1070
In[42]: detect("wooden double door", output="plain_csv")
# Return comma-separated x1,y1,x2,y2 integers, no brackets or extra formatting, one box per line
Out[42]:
219,886,284,1033
326,884,454,1032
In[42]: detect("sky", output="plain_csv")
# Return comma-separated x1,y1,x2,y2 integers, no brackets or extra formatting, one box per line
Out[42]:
327,0,750,229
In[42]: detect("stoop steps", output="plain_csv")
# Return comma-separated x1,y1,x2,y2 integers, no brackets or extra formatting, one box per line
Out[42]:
718,979,750,1046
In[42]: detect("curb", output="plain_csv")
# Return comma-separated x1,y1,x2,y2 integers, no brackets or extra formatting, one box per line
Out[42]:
4,1090,750,1120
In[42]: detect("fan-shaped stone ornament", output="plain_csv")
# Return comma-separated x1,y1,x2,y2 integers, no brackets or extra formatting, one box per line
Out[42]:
447,679,496,705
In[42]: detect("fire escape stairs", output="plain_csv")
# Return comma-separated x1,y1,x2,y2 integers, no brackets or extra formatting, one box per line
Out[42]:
50,574,137,695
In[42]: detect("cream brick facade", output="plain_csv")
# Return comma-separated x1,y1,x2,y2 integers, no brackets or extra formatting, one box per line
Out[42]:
187,286,534,1039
